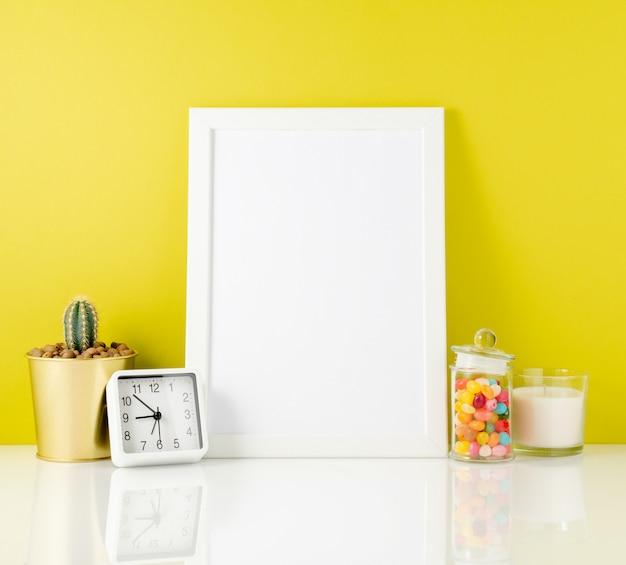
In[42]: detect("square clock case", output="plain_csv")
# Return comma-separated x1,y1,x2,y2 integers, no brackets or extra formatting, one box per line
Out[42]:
106,368,208,467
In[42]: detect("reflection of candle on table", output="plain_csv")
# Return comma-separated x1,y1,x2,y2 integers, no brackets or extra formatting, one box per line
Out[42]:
512,386,584,448
512,457,585,523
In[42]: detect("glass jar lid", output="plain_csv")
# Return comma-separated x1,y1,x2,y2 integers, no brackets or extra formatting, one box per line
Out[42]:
451,328,514,375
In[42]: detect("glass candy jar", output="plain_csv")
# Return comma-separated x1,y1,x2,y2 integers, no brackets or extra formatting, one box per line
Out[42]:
450,329,515,462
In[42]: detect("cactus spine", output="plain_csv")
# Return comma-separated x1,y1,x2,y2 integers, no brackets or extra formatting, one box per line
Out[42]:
63,296,98,353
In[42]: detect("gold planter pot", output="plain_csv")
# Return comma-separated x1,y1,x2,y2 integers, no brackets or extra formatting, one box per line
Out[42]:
26,353,138,462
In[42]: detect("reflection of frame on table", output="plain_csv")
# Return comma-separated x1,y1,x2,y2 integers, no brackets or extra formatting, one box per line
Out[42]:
186,107,447,458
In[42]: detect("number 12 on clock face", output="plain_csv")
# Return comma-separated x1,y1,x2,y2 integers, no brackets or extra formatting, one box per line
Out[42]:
106,369,209,467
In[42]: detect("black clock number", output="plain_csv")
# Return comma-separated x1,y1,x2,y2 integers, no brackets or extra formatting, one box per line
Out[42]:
124,431,131,441
150,382,159,393
184,409,191,419
183,392,190,402
122,396,132,406
174,438,180,449
122,413,129,423
132,384,141,394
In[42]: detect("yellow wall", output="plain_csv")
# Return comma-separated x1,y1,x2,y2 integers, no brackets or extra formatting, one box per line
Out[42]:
1,0,625,444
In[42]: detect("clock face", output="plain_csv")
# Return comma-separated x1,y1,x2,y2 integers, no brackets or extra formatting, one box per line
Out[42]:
106,369,208,466
115,484,202,560
117,373,203,454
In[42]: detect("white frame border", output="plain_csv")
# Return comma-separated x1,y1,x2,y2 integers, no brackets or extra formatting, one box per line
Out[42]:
186,107,447,458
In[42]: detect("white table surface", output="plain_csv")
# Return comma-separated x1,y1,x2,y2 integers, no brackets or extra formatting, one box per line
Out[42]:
1,444,622,564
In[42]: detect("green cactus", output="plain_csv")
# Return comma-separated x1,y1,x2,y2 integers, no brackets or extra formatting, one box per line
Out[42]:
63,296,98,353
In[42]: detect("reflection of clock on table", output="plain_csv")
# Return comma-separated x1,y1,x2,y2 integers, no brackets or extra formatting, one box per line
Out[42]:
105,464,208,564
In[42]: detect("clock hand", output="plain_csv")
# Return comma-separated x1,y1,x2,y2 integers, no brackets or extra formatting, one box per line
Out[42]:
133,493,163,544
132,519,157,544
150,408,162,437
151,491,162,517
133,395,163,432
133,394,157,414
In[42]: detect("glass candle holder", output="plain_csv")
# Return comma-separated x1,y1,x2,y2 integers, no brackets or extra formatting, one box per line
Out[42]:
512,369,588,457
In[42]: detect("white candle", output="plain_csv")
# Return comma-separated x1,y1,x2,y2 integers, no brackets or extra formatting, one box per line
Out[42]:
512,386,584,448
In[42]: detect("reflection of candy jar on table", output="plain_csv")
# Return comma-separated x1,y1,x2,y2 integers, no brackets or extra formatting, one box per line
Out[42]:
449,460,514,564
450,329,515,462
512,456,587,546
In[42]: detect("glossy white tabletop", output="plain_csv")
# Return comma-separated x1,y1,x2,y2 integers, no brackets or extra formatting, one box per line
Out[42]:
1,444,622,564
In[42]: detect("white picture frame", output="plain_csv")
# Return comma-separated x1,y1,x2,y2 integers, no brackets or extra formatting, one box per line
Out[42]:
186,107,447,457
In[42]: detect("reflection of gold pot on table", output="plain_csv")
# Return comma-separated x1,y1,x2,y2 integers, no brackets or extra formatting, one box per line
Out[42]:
26,354,137,462
27,458,114,564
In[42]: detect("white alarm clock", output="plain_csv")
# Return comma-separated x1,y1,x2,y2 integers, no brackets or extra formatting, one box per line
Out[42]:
106,368,208,467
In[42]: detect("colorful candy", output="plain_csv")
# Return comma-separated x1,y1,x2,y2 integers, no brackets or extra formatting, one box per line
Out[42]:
453,374,512,461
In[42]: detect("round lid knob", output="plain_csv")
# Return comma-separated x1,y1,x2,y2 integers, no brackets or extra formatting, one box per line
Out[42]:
474,328,496,349
451,328,514,374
